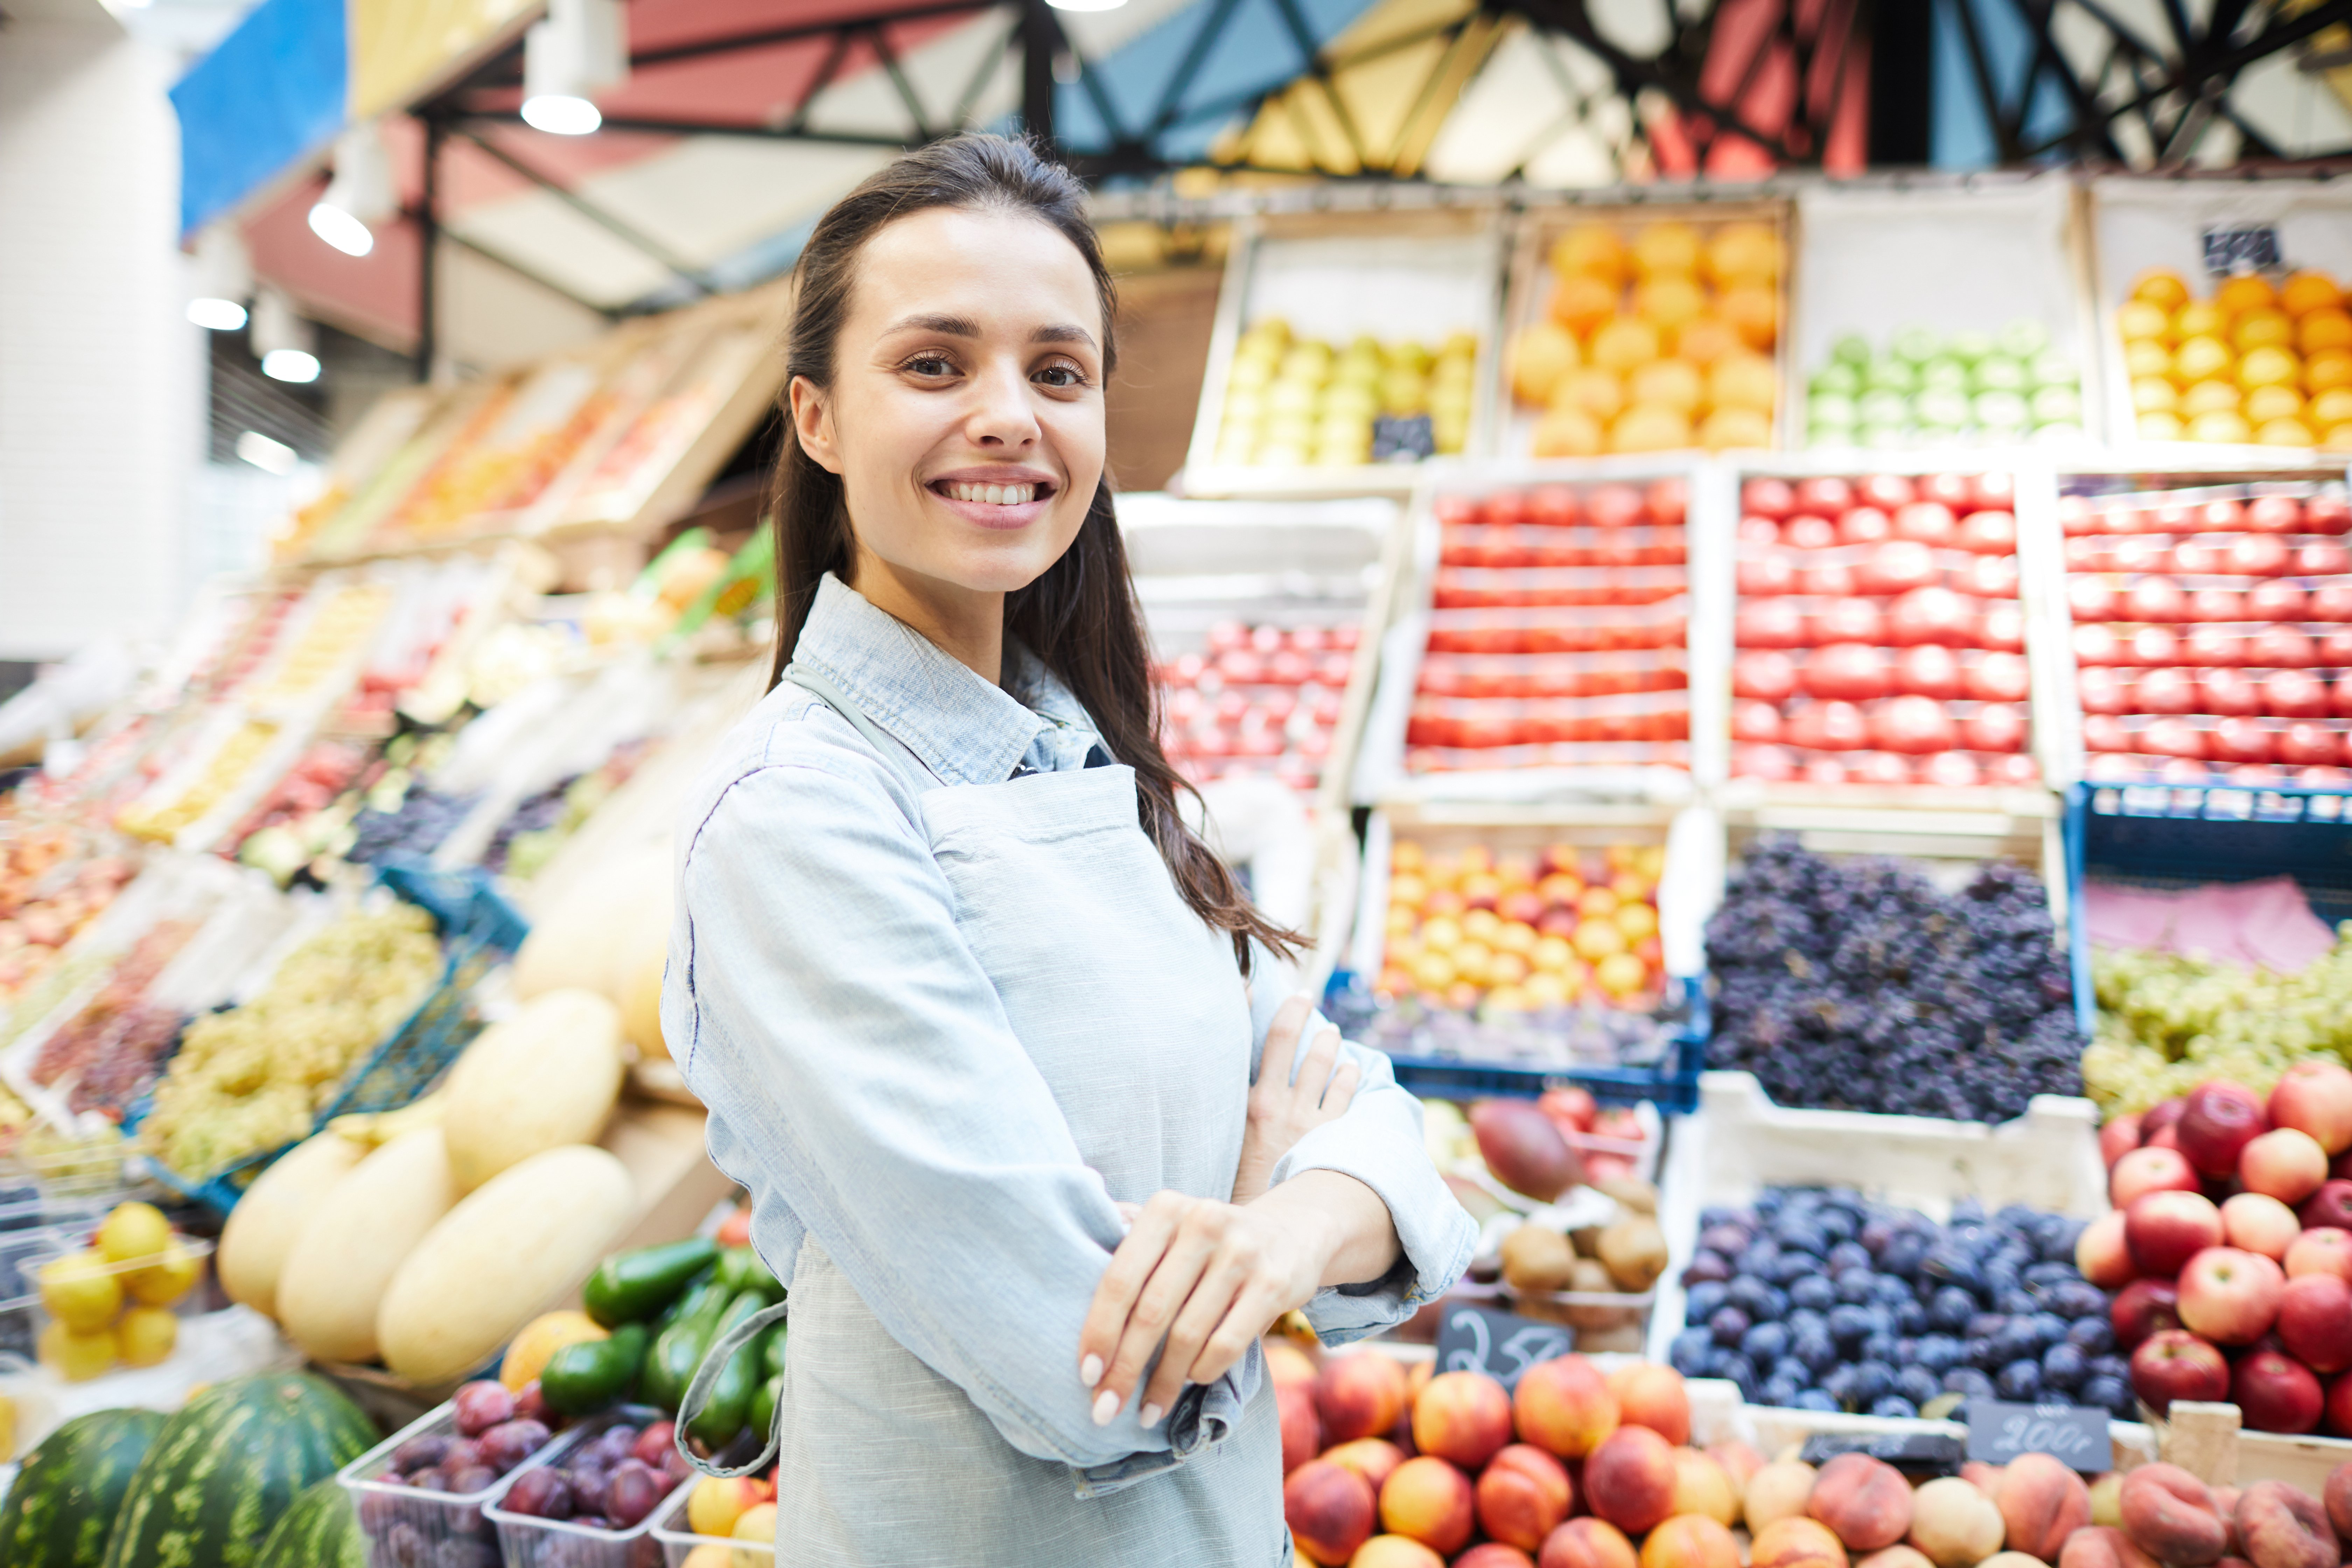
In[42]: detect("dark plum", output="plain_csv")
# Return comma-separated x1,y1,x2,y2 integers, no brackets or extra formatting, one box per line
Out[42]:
2066,1317,2114,1355
477,1419,551,1475
1995,1360,2043,1400
1789,1276,1836,1313
451,1381,517,1438
1870,1396,1920,1419
436,1541,499,1568
1943,1367,1995,1399
390,1435,454,1474
445,1463,497,1497
1742,1321,1791,1368
1828,1241,1872,1273
500,1467,574,1520
2042,1343,2088,1392
629,1421,677,1469
382,1522,432,1568
1670,1328,1713,1375
1709,1305,1752,1346
1682,1252,1732,1286
1795,1390,1840,1412
606,1460,665,1528
1896,1367,1941,1407
1685,1281,1730,1325
1929,1287,1977,1331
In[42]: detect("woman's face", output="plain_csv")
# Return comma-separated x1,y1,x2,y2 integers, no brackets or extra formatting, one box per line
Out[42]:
792,206,1107,602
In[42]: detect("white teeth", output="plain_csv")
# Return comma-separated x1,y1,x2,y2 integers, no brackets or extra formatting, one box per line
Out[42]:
946,483,1035,505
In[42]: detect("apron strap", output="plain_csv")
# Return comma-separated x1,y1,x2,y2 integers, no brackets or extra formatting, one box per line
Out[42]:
782,663,943,793
673,1298,793,1479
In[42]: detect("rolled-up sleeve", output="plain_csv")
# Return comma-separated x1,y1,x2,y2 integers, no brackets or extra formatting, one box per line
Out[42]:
668,760,1241,1473
1245,966,1477,1343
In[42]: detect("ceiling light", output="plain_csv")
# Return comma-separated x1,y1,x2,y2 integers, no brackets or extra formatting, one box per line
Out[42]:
236,431,298,474
188,298,248,331
307,202,375,256
187,223,253,329
262,350,321,384
524,0,627,135
310,121,395,257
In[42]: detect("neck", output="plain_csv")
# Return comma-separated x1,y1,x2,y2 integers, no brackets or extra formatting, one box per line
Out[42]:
848,543,1007,686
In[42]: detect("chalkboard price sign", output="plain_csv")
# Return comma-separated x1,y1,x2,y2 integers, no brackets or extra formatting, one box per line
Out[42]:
2203,227,2283,276
1434,1302,1573,1391
1965,1400,2109,1471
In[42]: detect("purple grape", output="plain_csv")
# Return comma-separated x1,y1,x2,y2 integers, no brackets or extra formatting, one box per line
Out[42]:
390,1435,454,1472
476,1418,550,1473
499,1466,573,1520
605,1460,663,1528
451,1380,517,1437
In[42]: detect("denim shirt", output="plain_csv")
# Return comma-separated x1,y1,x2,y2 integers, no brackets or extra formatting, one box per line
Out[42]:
663,574,1475,1488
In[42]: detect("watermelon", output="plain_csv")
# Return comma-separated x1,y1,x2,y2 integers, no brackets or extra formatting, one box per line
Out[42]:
0,1408,168,1568
101,1371,376,1568
253,1477,364,1568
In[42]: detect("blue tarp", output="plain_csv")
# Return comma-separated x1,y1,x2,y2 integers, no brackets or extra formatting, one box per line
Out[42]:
172,0,348,236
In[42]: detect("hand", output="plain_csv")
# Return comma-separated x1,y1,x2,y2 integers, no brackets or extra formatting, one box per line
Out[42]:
1231,996,1359,1205
1076,1189,1333,1431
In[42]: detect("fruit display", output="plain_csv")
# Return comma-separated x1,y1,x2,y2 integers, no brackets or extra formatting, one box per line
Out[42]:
1508,218,1784,456
2085,1066,2352,1432
114,718,283,845
1214,320,1479,468
1803,321,2086,447
2084,930,2352,1113
239,580,396,710
1729,471,2042,791
100,1371,377,1568
672,1469,779,1566
0,831,136,1007
1409,481,1691,773
492,1413,696,1552
2061,482,2352,784
351,1381,567,1566
384,357,614,540
488,738,657,876
2116,266,2352,447
1668,1185,2120,1415
0,1406,167,1567
27,917,196,1118
1706,837,2083,1122
30,1200,209,1380
136,900,443,1180
255,1475,365,1568
1156,621,1357,791
1469,1098,1665,1350
566,322,771,525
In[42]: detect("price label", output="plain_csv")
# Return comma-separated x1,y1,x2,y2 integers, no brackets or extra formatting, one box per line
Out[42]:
1798,1431,1966,1475
1965,1400,2109,1471
1434,1302,1572,1391
2203,226,2283,275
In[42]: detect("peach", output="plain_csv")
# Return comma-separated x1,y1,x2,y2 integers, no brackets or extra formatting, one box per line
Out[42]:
1324,1437,1405,1493
1638,1514,1741,1568
1288,1459,1379,1566
1754,1515,1852,1568
2221,1193,2303,1261
2234,1480,2337,1568
2089,1472,2122,1528
2284,1227,2352,1282
1807,1453,1913,1553
1351,1536,1446,1568
1479,1445,1575,1550
2077,1211,2135,1289
1999,1452,2092,1560
1670,1448,1740,1526
1515,1354,1621,1459
1320,1353,1413,1444
2112,1146,2201,1208
1408,1357,1433,1402
1857,1549,1937,1568
1413,1370,1513,1471
2119,1463,2228,1566
1268,1338,1321,1389
1279,1379,1323,1474
2324,1461,2352,1542
1907,1476,2005,1568
1460,1547,1539,1568
1960,1462,2006,1502
1708,1439,1765,1497
2268,1059,2352,1155
1746,1460,1820,1532
1540,1518,1639,1568
1981,1555,2053,1568
1609,1363,1692,1445
2240,1128,2331,1206
1380,1455,1475,1555
1584,1424,1679,1535
2062,1524,2161,1568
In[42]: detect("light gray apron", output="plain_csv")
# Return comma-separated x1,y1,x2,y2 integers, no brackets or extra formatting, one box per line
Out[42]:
678,664,1288,1568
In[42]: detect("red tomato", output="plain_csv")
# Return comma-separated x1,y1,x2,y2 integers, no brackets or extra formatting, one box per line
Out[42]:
1741,477,1796,519
1249,624,1284,653
1809,597,1885,644
2320,630,2352,666
1732,650,1800,703
2250,580,2311,622
1800,558,1857,597
1172,652,1208,685
1858,474,1916,510
1646,477,1688,525
1737,554,1798,595
1887,586,1979,647
2280,722,2346,766
2081,714,2131,752
2172,539,2226,575
1795,477,1854,514
1288,625,1330,653
1840,506,1893,546
2125,577,2188,623
2185,626,2248,666
2295,542,2352,577
2073,623,2123,665
1330,625,1360,650
2229,535,2292,576
1872,694,1958,754
1987,752,2041,785
1893,502,1958,547
1735,600,1806,649
1803,642,1891,701
2306,493,2352,535
2144,503,2195,534
2263,669,2330,717
1731,699,1785,742
1215,690,1250,723
1959,510,2018,553
1851,750,1914,785
1733,742,1798,780
1920,750,1984,788
1588,485,1645,528
1738,515,1782,546
1966,651,2031,703
1484,491,1530,527
1785,515,1839,550
1317,652,1354,685
1896,643,1966,700
1971,473,2018,510
2211,716,2274,764
2225,762,2284,786
1789,699,1870,750
2064,537,2104,570
2335,674,2352,717
2200,498,2249,533
1207,621,1250,652
2189,587,2248,622
2129,626,2181,666
2142,718,2208,759
1918,473,1974,510
1800,754,1849,785
1216,649,1265,684
2137,667,2198,713
2250,624,2319,668
2068,578,2119,622
2112,536,2173,574
2074,666,2135,714
2198,667,2262,715
1858,539,1939,596
1267,650,1314,685
1528,485,1579,526
1434,495,1478,527
1963,554,2020,598
2057,496,2097,536
1980,603,2027,652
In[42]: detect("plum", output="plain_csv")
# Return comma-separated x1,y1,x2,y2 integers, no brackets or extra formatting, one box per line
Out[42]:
477,1418,551,1474
628,1421,676,1470
500,1466,574,1520
452,1380,518,1437
390,1435,453,1474
606,1459,665,1528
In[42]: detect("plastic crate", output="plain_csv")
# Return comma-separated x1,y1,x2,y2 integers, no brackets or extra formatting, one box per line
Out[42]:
1353,1010,1706,1114
2063,779,2352,1035
127,863,528,1213
339,1397,573,1568
651,1481,777,1566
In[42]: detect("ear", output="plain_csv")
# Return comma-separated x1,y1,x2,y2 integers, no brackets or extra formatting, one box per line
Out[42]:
788,374,842,475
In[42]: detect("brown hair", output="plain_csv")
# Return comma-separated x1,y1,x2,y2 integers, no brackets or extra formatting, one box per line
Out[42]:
765,133,1296,974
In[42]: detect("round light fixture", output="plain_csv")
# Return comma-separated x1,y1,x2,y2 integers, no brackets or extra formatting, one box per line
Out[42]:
262,349,322,384
522,94,603,135
188,298,248,331
307,202,374,257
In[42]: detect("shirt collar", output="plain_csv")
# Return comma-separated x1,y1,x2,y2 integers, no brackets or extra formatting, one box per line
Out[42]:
791,573,1100,787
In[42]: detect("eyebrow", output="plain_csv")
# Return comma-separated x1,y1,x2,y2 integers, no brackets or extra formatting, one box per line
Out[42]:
881,313,1097,350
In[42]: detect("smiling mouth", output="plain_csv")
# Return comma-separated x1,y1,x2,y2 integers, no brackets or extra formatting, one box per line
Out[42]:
935,480,1050,506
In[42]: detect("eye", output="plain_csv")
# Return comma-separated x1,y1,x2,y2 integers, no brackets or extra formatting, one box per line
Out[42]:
902,353,958,379
1034,362,1089,389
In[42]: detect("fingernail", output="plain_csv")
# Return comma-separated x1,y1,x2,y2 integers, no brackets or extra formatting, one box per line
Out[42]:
1080,1354,1103,1388
1092,1390,1119,1426
1140,1403,1164,1429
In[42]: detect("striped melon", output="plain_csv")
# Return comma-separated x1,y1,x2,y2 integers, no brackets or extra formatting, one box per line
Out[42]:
0,1407,167,1568
100,1372,375,1568
253,1476,363,1568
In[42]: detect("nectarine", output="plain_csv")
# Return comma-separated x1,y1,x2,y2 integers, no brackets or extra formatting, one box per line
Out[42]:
1608,1363,1692,1445
1380,1455,1475,1555
1413,1370,1513,1470
1540,1516,1640,1568
1515,1355,1620,1460
1585,1424,1678,1535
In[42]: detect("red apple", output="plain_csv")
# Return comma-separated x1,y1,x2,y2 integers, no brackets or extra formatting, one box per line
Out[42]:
2201,669,2263,715
2076,1209,2136,1289
1963,705,2028,754
2077,667,2136,715
1960,509,2018,553
2112,1278,2184,1350
2330,1373,2352,1439
1737,600,1807,648
1896,644,1967,700
2177,1082,2270,1178
1895,502,1959,546
2128,1190,2225,1277
2113,1144,2201,1208
1811,597,1885,644
2138,667,2198,714
2281,723,2348,767
1800,558,1857,598
2211,718,2275,765
2128,577,2190,623
2131,1329,2232,1415
1743,478,1795,519
2277,1274,2352,1375
2220,1193,2302,1261
1858,474,1915,510
2101,1114,2145,1169
2190,587,2250,622
1968,651,2032,703
2300,1180,2352,1232
1732,701,1785,743
2240,1128,2330,1205
2176,1246,2285,1346
2269,1061,2352,1156
2286,1228,2352,1283
1795,477,1854,514
2230,535,2292,576
2143,1099,2187,1138
1840,505,1892,545
2262,671,2331,719
1981,603,2026,651
2232,1348,2325,1434
2058,496,2096,535
2083,714,2132,753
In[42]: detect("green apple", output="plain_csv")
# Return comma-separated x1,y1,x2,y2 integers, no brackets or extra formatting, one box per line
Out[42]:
1811,362,1861,398
1832,332,1873,368
1970,355,2026,394
1919,357,1969,393
1807,391,1858,428
2027,351,2079,389
1916,387,1973,429
1997,317,2050,360
2029,384,2082,423
1891,323,1942,365
1947,329,1994,365
1860,422,1911,449
1859,388,1912,426
1972,388,2031,430
1864,358,1918,394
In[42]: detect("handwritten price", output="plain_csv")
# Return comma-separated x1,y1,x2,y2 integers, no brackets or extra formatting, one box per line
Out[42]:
1438,1306,1571,1390
1997,1412,2097,1459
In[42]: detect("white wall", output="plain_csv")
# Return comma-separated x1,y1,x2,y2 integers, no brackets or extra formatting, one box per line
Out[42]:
0,0,202,660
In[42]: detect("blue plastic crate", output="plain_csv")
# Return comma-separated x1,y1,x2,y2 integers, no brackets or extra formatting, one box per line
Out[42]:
129,861,530,1213
2064,780,2352,1037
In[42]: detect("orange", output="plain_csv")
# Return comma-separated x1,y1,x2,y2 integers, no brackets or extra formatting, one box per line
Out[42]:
2181,379,2243,416
2300,308,2352,355
2306,349,2352,395
1549,225,1628,287
2173,334,2234,384
1699,406,1773,450
2232,309,2294,354
2310,386,2352,427
1631,222,1702,278
1531,404,1604,458
2257,417,2317,447
2137,411,2186,440
2187,408,2254,443
1718,284,1780,349
2238,344,2301,391
1610,404,1693,453
2246,383,2306,425
1634,274,1706,332
1670,315,1742,365
2130,267,2192,313
2116,299,2174,344
1590,316,1662,374
2280,271,2340,318
1704,223,1782,287
1630,357,1703,413
1510,321,1580,405
2216,274,2279,320
2131,376,2180,414
1550,366,1625,422
1709,351,1778,413
2123,338,2176,383
1548,274,1620,338
2175,301,2228,341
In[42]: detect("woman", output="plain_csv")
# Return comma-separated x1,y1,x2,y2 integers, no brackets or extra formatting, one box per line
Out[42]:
663,133,1474,1566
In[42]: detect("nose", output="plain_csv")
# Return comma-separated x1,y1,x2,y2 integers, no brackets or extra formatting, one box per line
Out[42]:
965,355,1040,451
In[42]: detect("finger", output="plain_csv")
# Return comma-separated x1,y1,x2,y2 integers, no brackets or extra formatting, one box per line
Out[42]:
1078,1192,1188,1392
1139,1256,1250,1422
1295,1024,1342,1105
1322,1056,1362,1115
1256,995,1313,1095
1184,1272,1295,1390
1100,1208,1225,1419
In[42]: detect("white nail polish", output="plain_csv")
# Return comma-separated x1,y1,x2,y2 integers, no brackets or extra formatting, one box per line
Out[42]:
1080,1354,1104,1388
1092,1390,1119,1426
1140,1403,1164,1429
